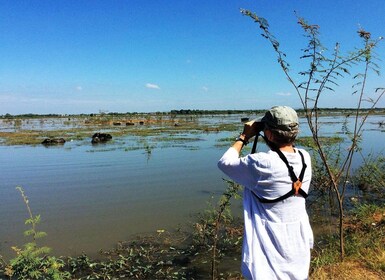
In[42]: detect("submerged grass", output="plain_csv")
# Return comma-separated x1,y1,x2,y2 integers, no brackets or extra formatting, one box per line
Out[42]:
0,131,44,145
296,136,344,149
0,114,347,148
0,129,94,146
215,135,345,150
0,115,235,146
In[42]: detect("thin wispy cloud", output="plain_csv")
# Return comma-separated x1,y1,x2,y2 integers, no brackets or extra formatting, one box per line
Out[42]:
202,86,208,92
276,92,291,96
145,83,160,90
76,86,83,91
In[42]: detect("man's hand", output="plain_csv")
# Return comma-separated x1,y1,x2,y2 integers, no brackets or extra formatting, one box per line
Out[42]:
242,121,264,141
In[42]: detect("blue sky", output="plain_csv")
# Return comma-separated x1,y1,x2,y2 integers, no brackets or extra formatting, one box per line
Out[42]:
1,0,384,114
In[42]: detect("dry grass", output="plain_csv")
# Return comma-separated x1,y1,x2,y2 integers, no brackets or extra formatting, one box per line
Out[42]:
311,260,385,280
311,204,385,280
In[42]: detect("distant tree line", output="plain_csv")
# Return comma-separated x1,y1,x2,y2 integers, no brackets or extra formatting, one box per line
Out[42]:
169,109,266,115
168,107,385,116
1,107,384,119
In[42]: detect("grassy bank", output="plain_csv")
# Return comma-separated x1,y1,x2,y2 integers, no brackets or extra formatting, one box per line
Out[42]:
310,204,385,279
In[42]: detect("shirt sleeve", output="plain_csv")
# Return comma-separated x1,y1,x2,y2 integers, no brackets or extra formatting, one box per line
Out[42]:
217,147,258,188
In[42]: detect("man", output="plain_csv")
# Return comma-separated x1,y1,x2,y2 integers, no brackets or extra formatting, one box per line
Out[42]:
218,106,313,279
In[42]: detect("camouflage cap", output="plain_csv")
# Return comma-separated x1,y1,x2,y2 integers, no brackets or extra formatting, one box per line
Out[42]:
260,106,299,132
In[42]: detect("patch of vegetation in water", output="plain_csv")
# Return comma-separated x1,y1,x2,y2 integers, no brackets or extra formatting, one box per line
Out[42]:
0,129,96,146
153,136,204,143
202,123,240,133
124,146,144,152
0,130,43,145
215,135,267,149
159,143,200,150
86,148,118,153
214,137,236,148
296,136,344,149
0,114,373,153
216,136,237,143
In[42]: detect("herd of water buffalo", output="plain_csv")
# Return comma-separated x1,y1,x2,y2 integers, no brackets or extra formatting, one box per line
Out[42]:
41,132,112,145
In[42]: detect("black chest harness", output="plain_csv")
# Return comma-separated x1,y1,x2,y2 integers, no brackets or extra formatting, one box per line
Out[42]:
251,135,308,203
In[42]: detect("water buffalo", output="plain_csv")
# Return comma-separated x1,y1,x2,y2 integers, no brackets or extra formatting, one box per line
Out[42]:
42,138,66,145
91,133,112,144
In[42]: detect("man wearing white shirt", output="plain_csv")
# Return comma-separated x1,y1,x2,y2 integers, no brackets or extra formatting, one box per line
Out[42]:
218,106,313,280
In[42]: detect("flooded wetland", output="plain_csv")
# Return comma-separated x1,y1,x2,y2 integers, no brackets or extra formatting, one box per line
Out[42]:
0,110,384,260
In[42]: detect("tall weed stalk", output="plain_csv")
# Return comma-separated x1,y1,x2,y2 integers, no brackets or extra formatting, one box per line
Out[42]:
194,179,242,279
4,187,69,280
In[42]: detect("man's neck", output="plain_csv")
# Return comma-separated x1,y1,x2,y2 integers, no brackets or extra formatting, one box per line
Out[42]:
278,144,295,153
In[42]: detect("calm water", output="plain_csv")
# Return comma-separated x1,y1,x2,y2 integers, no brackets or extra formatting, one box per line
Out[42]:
0,114,384,259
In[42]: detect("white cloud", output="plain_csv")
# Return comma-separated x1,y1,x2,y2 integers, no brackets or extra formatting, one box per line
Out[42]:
76,86,83,91
145,83,160,90
276,92,291,96
202,86,208,92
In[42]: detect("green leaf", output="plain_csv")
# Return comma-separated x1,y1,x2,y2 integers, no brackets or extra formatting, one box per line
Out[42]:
34,215,41,223
24,229,34,237
35,231,47,239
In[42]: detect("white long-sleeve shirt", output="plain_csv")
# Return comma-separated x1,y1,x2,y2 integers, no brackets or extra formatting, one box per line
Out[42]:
218,147,314,280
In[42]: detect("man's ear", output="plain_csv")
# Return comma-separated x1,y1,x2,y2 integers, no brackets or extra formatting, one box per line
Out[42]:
264,130,273,141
